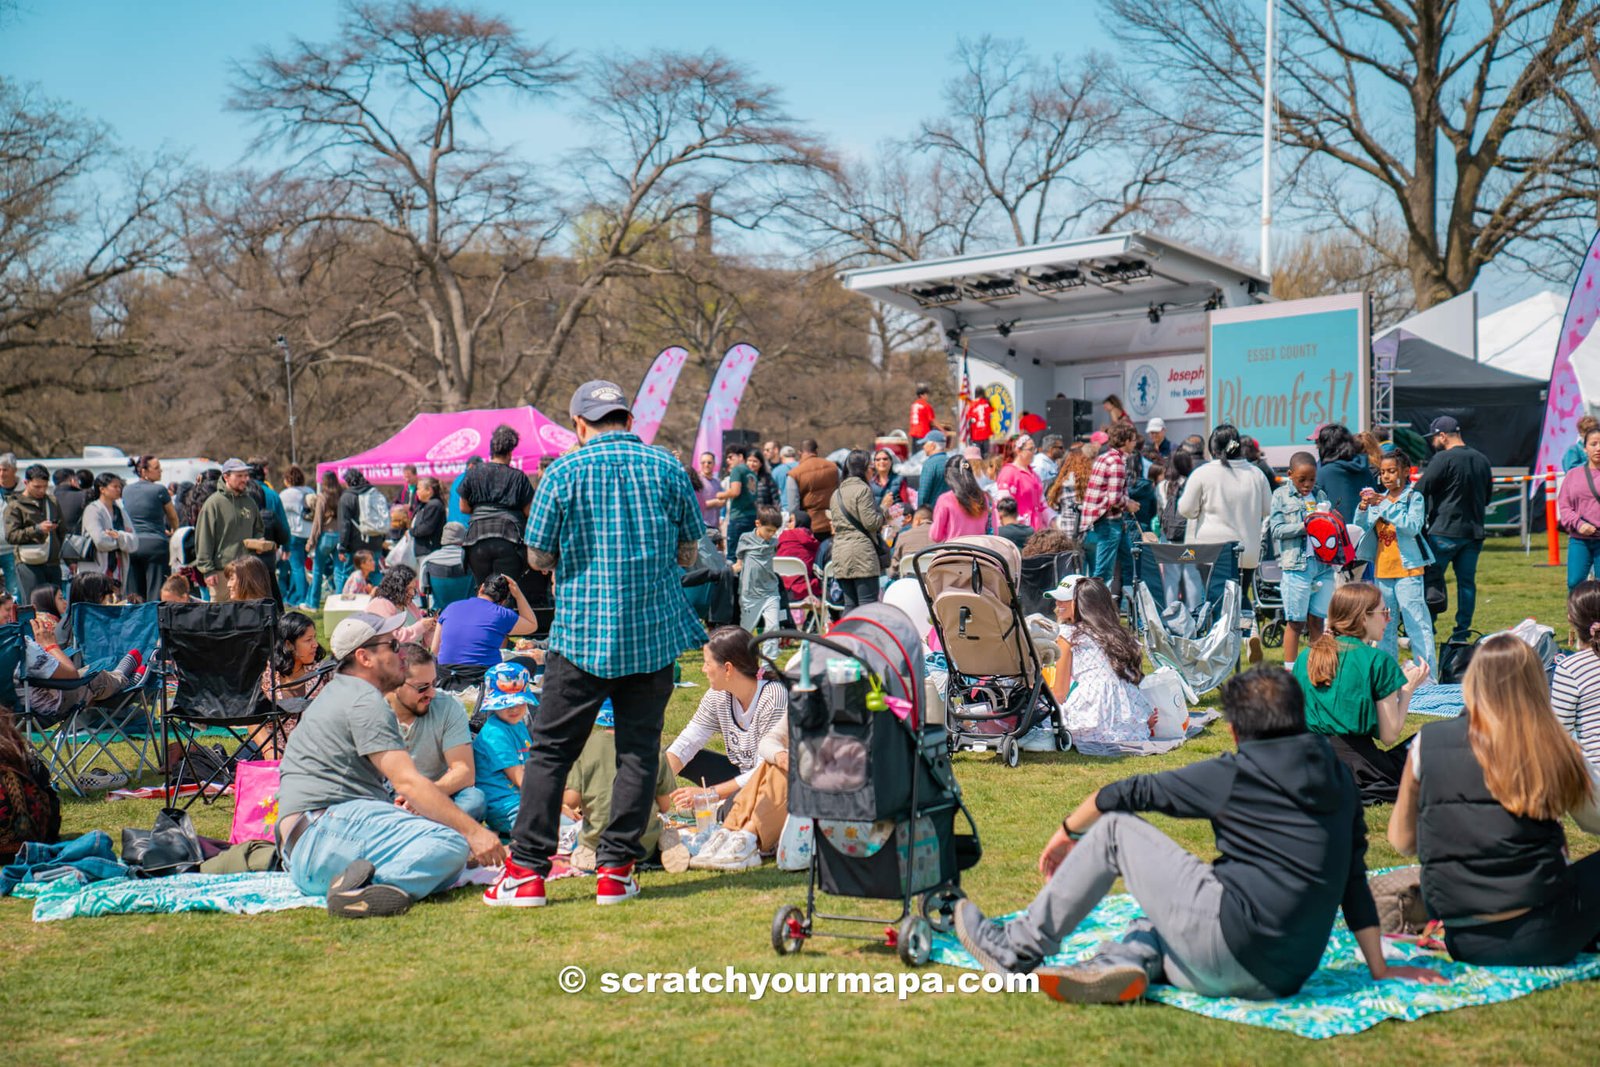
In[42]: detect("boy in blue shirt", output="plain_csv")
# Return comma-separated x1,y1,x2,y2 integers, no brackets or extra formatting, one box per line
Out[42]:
1268,453,1335,670
472,662,539,832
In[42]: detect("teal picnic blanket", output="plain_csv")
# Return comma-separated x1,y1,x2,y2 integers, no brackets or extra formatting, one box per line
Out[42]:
930,892,1600,1038
16,872,324,922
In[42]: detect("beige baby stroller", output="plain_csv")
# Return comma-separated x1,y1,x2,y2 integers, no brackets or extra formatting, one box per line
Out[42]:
913,535,1068,767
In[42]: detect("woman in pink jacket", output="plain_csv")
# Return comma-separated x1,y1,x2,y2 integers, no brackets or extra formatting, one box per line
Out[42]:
930,458,997,542
1558,424,1600,590
996,435,1046,528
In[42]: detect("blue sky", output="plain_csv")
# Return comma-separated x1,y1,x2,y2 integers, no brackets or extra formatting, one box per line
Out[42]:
0,1,1555,311
1,0,1118,167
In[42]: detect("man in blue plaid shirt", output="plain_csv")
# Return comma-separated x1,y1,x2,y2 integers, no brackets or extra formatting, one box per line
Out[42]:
484,380,707,910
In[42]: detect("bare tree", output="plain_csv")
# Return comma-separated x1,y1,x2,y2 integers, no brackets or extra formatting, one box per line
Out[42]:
916,36,1218,248
229,1,571,409
1107,0,1600,308
0,77,181,452
517,49,833,405
1272,225,1415,327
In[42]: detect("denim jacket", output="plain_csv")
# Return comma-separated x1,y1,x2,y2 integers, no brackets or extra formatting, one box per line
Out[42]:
1350,488,1435,570
1268,482,1331,571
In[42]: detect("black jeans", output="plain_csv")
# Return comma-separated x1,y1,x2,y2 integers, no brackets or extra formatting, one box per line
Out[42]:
509,652,673,874
126,550,169,604
836,575,879,608
16,562,60,600
1329,732,1412,806
1445,852,1600,967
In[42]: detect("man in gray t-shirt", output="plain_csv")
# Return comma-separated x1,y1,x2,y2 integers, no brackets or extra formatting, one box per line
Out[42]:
387,643,484,822
276,612,505,918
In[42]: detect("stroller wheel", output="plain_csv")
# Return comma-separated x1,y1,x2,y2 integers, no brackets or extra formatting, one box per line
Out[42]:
1260,618,1284,649
771,905,807,955
898,915,933,967
1000,735,1021,768
922,885,966,933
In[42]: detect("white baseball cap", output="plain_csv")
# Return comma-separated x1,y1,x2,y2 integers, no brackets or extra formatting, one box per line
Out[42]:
330,611,406,661
1044,575,1088,602
1146,418,1166,433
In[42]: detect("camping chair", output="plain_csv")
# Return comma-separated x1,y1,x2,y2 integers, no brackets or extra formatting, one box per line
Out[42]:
158,599,284,809
773,556,823,633
20,603,163,797
1017,550,1085,620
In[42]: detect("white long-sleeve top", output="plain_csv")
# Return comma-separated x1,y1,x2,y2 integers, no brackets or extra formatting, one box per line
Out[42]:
667,679,788,786
1176,460,1272,569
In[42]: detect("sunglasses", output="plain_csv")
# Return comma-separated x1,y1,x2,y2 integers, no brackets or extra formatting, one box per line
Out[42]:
361,637,400,654
404,678,436,694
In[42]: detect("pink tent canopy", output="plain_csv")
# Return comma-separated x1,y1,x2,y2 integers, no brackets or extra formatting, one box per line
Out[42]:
315,407,578,487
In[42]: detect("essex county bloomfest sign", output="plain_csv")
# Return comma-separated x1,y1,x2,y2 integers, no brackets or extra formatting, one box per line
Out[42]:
1206,292,1370,462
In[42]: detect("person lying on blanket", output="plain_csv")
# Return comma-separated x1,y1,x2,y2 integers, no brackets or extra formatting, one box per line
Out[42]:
1388,634,1600,968
955,666,1445,1004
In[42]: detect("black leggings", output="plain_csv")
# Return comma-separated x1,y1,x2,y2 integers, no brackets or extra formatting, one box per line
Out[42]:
1329,733,1412,806
1445,852,1600,967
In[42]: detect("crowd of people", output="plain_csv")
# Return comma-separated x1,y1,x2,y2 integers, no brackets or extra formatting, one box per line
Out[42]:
5,377,1600,1012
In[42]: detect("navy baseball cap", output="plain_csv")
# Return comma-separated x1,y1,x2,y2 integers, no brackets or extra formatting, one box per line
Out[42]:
569,380,631,422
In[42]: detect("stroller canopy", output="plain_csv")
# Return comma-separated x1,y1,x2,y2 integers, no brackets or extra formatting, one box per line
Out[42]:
823,602,928,727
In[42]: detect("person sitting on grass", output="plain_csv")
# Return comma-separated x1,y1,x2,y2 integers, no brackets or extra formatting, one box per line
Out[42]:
954,667,1444,1003
1267,452,1334,670
436,574,539,671
1292,582,1428,805
388,642,485,822
1554,580,1600,771
665,626,788,872
275,612,506,919
341,550,377,596
1045,576,1154,746
471,661,539,833
367,564,438,648
159,574,197,603
225,554,274,602
1388,635,1600,967
563,701,687,873
994,496,1034,552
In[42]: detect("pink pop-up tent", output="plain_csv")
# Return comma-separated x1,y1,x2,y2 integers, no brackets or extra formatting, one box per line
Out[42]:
315,407,579,487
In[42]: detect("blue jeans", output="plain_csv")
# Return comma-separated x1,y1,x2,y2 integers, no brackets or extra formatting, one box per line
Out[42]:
1083,519,1133,595
285,799,469,900
1377,574,1436,677
1569,538,1600,591
1202,544,1241,605
451,786,487,823
0,552,17,599
1426,536,1482,641
281,535,310,607
310,532,340,607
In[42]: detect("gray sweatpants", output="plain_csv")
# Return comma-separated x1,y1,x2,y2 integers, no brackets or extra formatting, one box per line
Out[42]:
1002,812,1277,999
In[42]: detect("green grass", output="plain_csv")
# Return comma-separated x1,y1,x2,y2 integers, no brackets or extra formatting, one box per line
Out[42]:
3,539,1595,1065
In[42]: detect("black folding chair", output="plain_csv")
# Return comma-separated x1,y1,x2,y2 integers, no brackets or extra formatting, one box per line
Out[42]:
1017,550,1085,619
158,600,284,808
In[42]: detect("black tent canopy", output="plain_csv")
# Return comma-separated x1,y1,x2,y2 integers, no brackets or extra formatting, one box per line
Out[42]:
1387,331,1547,468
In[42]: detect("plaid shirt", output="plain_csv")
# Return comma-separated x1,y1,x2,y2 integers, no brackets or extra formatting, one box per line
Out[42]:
523,432,707,678
1079,448,1128,528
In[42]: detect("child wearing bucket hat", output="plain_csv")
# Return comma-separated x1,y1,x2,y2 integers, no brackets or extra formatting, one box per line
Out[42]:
471,662,540,832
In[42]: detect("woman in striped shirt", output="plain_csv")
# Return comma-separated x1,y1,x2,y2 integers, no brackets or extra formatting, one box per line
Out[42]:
1553,580,1600,769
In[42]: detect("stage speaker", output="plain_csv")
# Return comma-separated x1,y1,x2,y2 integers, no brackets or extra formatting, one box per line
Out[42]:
722,428,761,455
1046,398,1093,440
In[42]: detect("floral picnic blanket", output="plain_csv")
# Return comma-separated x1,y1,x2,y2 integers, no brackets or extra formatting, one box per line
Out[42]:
930,892,1600,1038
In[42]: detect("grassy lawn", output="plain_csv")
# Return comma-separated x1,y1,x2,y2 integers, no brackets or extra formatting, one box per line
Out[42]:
3,538,1595,1065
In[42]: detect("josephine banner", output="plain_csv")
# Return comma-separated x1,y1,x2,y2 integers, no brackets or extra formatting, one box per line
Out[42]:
1534,231,1600,477
630,345,689,444
692,343,762,465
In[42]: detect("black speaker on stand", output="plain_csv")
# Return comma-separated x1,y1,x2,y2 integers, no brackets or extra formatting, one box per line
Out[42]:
721,428,761,456
1046,398,1094,440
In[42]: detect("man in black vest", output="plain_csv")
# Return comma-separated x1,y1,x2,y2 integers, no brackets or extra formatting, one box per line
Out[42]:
954,668,1444,1003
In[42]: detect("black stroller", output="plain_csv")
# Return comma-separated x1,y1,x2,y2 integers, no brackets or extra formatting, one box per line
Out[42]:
768,603,981,966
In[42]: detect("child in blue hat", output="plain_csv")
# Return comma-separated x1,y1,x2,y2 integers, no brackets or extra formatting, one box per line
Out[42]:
471,662,539,833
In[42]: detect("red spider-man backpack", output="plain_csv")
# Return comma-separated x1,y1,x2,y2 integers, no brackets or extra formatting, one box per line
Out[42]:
1306,510,1357,566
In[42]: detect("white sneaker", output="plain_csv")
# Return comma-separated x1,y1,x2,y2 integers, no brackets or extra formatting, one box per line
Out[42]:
703,830,761,871
688,827,732,869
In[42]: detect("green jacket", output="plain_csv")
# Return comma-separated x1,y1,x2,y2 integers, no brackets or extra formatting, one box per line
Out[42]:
195,486,262,577
4,492,61,564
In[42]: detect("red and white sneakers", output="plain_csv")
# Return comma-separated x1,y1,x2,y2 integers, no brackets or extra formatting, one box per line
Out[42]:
482,858,546,907
595,863,640,906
